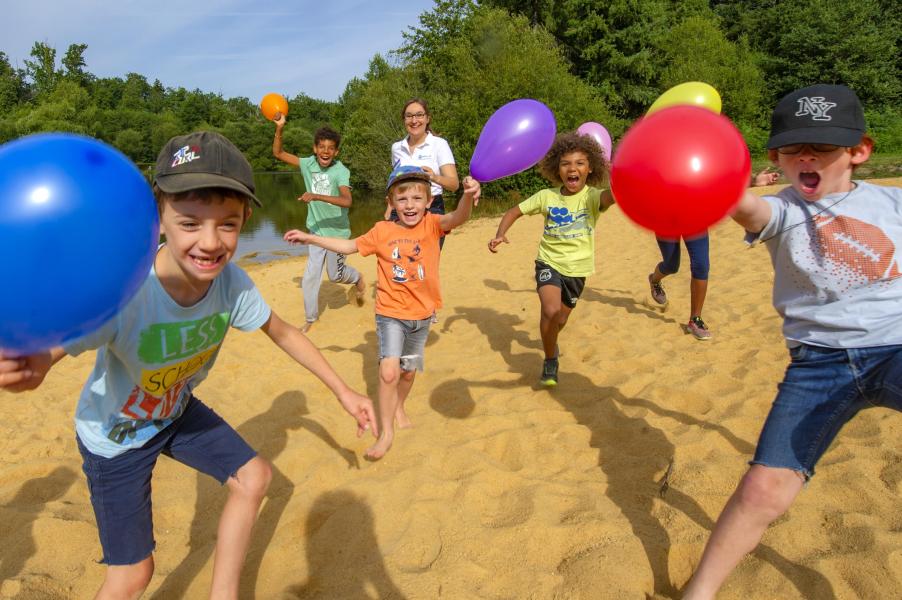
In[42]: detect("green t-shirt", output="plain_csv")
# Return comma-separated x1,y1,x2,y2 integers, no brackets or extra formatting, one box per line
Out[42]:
300,155,351,239
518,186,605,277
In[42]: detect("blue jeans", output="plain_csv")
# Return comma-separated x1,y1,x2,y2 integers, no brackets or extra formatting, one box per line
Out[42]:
752,343,902,479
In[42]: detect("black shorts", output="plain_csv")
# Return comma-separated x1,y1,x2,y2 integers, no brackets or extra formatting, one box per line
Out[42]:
534,261,586,309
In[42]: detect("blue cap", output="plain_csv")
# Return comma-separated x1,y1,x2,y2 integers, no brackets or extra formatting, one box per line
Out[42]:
386,165,431,192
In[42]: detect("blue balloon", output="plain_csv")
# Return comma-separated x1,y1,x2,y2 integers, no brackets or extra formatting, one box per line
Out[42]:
0,133,159,354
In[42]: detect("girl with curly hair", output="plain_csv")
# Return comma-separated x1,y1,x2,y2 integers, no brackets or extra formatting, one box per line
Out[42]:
488,132,614,386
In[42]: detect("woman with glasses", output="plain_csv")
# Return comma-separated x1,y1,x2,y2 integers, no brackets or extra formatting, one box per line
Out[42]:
385,99,459,247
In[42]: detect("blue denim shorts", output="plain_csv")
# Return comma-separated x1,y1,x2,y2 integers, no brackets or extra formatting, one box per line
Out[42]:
76,396,257,565
375,314,430,371
752,343,902,479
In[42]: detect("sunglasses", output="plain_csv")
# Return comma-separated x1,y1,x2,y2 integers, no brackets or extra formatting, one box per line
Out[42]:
776,143,845,155
404,111,427,121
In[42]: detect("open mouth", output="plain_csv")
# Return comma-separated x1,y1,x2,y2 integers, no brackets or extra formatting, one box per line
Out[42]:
190,254,224,270
799,171,820,193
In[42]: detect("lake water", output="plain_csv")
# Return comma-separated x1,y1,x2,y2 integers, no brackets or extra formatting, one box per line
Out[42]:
238,172,388,264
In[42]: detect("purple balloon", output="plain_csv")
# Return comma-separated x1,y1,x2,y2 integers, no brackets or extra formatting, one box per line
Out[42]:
577,121,612,162
469,99,556,182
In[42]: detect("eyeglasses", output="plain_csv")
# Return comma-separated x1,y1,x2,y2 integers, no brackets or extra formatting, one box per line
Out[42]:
404,111,427,121
777,143,844,155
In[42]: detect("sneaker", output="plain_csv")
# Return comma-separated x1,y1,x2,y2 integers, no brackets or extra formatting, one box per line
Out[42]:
648,274,667,305
687,316,712,340
540,358,559,386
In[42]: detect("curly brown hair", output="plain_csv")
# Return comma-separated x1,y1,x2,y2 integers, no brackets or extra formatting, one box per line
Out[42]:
538,132,608,187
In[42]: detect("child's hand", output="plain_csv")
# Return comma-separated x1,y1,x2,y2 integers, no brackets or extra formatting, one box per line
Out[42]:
0,350,53,392
337,389,379,438
273,113,286,127
298,192,316,203
462,176,481,205
488,235,509,253
753,168,779,187
283,229,311,245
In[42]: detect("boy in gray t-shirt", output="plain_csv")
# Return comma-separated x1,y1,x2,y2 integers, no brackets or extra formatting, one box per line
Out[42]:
0,131,376,598
684,84,902,599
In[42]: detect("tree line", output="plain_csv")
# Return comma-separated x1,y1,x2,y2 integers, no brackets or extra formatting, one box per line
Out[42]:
1,0,899,199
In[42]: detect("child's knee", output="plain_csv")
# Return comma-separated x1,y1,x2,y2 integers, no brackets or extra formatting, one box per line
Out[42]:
104,556,154,598
379,362,401,385
232,457,272,500
736,467,800,521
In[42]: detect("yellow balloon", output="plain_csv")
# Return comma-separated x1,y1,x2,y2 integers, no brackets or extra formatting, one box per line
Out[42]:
647,81,722,115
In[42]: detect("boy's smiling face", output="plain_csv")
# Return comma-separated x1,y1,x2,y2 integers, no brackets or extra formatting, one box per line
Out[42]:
156,192,247,296
388,181,432,227
770,140,871,201
313,139,339,168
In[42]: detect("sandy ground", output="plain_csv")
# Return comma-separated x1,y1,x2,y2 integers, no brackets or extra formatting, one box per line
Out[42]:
2,179,901,599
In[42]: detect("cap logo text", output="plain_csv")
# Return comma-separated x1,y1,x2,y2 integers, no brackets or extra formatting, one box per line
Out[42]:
795,96,836,121
171,145,201,167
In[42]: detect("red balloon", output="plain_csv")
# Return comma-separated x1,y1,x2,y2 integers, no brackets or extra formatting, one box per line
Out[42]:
611,106,751,238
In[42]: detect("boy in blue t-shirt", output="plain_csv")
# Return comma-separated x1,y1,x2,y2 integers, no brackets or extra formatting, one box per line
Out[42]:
0,131,376,598
273,115,366,332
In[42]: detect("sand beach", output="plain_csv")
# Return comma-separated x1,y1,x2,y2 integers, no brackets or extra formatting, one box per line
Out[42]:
2,179,901,599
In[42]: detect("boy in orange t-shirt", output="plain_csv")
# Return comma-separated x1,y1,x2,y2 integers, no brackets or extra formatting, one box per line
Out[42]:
284,166,480,459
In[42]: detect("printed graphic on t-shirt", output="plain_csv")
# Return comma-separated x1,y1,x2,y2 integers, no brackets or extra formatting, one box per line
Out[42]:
311,172,332,195
109,312,230,445
389,238,426,283
812,215,901,292
545,205,591,239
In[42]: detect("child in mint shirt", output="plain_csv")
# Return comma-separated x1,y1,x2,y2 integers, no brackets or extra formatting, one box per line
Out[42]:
273,115,366,332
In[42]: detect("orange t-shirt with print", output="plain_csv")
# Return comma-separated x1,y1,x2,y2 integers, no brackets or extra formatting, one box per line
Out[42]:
356,213,444,320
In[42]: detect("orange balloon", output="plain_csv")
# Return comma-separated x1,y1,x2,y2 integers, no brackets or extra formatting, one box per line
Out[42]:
260,93,289,120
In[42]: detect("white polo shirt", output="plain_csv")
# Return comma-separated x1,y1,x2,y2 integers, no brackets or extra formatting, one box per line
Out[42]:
391,132,456,197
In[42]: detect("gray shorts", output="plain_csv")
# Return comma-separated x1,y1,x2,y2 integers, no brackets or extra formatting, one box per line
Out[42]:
375,314,430,371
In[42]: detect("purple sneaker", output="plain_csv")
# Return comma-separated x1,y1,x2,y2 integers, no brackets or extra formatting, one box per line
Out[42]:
687,316,712,340
648,274,667,306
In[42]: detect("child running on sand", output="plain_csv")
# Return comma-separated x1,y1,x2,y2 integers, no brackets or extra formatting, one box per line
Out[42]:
488,132,614,386
683,84,902,598
0,131,376,599
272,115,366,332
284,166,481,459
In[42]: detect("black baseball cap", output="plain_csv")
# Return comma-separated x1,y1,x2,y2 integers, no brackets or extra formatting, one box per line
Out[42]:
767,84,866,149
154,131,261,206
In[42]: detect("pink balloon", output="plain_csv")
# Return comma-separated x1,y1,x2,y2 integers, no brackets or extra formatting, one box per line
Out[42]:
577,122,612,162
469,99,556,182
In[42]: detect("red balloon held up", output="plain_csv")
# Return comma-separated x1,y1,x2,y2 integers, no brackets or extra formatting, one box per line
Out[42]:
610,105,751,238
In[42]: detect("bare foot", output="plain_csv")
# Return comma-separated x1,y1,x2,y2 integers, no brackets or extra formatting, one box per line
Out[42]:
365,433,393,460
355,277,366,306
396,410,413,429
300,321,314,333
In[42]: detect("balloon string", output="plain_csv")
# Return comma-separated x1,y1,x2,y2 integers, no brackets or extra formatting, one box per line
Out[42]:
749,184,856,248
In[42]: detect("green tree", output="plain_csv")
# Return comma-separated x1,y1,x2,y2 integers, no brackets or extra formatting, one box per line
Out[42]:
0,52,27,113
61,43,92,88
24,42,59,98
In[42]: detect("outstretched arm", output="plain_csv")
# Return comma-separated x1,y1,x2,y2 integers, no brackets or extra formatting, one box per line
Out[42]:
272,115,300,167
0,346,66,393
261,311,377,438
731,190,772,234
284,230,359,255
438,177,481,231
487,205,524,253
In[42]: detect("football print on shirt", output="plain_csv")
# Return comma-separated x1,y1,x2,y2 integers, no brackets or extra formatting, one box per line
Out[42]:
814,214,901,292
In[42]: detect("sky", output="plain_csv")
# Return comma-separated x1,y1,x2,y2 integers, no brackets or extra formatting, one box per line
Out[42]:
2,0,438,102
